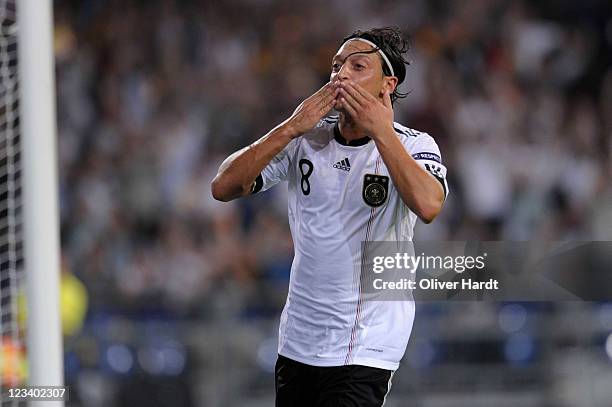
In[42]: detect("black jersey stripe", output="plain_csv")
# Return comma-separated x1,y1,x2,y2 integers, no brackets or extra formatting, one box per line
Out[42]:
251,174,264,194
433,174,447,197
393,124,418,137
323,115,339,123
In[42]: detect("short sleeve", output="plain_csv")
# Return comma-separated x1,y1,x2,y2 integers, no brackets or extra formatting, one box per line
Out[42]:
408,133,449,200
252,138,298,194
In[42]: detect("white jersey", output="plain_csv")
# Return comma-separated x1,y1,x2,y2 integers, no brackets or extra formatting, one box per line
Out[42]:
253,116,448,371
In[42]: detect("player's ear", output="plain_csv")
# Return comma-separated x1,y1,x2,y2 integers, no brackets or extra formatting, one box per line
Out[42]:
387,77,398,94
380,76,397,99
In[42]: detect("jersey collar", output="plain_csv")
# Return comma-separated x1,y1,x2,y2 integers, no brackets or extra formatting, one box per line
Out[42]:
334,123,371,147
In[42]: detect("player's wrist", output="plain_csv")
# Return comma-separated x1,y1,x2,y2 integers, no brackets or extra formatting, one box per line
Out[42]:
279,120,303,140
371,122,395,142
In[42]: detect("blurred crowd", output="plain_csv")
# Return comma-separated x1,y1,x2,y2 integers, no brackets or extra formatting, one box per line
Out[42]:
53,0,612,314
43,0,612,405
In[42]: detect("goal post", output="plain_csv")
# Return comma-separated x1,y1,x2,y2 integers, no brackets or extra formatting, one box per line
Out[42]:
17,0,64,403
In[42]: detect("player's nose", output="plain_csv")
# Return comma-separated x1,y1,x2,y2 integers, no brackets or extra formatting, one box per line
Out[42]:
336,64,351,81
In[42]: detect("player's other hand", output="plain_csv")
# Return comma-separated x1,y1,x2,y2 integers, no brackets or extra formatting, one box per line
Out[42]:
337,81,394,139
285,82,339,138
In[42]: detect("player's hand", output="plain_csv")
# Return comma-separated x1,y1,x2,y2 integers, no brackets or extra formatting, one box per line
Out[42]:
285,82,339,138
337,81,394,139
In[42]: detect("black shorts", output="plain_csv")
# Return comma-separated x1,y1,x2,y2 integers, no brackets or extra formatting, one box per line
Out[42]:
275,354,394,407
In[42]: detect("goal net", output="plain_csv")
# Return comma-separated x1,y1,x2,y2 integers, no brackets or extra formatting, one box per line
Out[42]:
0,0,27,393
1,0,63,404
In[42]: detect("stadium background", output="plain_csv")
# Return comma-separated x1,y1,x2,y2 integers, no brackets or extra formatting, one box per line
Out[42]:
49,0,612,405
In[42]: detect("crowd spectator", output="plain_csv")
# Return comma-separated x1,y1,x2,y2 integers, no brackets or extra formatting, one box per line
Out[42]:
54,0,611,313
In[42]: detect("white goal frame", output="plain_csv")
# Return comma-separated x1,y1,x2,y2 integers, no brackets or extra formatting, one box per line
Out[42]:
18,0,64,405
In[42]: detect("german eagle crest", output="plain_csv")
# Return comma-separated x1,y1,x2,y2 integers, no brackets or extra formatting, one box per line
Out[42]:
362,174,389,207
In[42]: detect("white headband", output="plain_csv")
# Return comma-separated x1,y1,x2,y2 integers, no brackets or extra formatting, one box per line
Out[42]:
345,37,395,77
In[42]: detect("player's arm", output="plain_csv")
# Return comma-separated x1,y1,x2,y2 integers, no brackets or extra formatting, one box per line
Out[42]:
372,126,444,223
338,81,444,223
211,82,339,202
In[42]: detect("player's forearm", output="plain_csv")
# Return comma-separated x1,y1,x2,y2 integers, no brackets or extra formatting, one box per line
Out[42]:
374,127,444,223
211,123,297,201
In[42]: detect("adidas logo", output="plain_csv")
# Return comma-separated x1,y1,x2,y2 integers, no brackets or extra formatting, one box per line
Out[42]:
333,157,351,172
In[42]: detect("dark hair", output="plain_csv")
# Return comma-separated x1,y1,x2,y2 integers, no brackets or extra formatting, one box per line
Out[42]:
342,27,410,104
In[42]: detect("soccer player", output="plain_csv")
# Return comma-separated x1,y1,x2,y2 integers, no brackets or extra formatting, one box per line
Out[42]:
212,27,448,406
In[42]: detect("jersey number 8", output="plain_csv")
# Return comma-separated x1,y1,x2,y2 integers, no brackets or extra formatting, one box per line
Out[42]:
299,158,314,195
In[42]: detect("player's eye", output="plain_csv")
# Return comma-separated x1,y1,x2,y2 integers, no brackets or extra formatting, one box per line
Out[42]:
354,63,365,70
332,63,341,72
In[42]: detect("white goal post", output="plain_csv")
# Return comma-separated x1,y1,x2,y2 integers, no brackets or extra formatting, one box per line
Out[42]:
18,0,64,405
